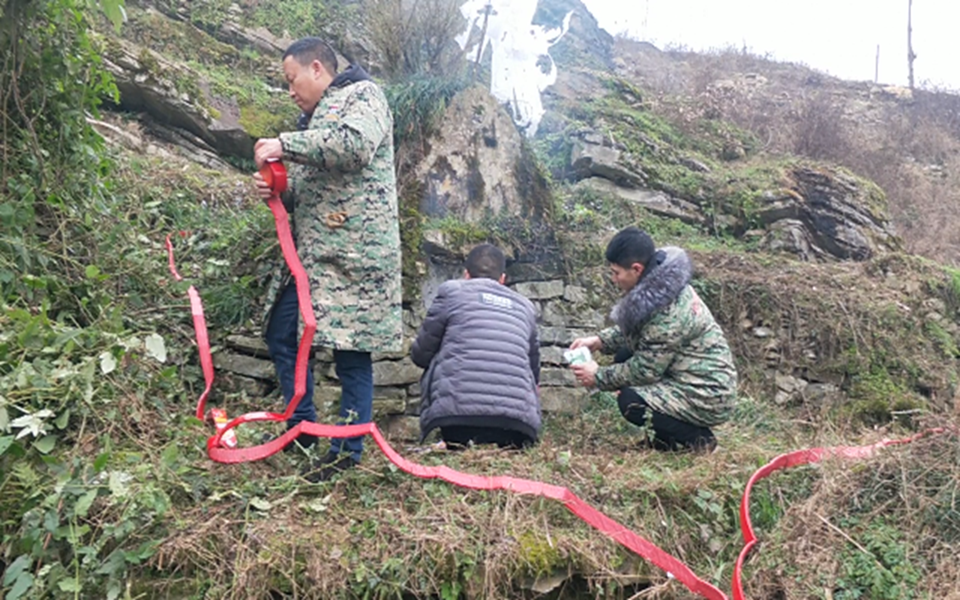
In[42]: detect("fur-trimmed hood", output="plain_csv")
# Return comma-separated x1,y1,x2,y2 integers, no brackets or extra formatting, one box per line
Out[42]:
610,246,693,337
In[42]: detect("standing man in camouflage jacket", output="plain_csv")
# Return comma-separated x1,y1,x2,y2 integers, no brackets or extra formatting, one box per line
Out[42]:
252,37,402,481
568,227,737,451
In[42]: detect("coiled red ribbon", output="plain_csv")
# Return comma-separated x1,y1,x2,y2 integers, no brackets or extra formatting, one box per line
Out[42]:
165,161,953,600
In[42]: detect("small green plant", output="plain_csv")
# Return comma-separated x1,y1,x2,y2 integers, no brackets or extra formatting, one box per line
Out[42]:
833,520,922,600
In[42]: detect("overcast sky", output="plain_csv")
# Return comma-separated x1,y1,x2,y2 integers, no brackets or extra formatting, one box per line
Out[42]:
581,0,960,90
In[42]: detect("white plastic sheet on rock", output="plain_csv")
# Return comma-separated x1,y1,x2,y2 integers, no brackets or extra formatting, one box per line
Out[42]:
456,0,572,137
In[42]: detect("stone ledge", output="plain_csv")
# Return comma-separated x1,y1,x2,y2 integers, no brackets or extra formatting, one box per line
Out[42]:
540,367,577,387
512,280,565,300
213,352,274,380
540,387,588,413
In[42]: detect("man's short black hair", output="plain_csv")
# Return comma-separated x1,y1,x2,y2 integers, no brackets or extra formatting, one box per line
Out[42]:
605,226,656,269
465,244,506,280
283,37,338,74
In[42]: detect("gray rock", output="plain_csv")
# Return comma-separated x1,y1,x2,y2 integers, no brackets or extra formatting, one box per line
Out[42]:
679,156,711,173
217,22,291,55
540,387,588,413
314,362,335,383
574,178,705,225
922,298,947,314
563,285,588,303
776,373,808,394
324,358,422,386
568,310,606,330
315,385,342,414
570,134,646,188
505,252,568,283
540,368,577,387
774,373,808,405
405,396,422,416
540,346,567,365
541,301,568,327
802,383,841,406
380,415,421,442
374,386,408,400
415,86,550,223
373,398,407,416
761,219,822,261
538,326,589,346
373,358,423,386
225,335,270,358
756,167,902,261
217,372,271,398
513,280,565,300
212,352,274,380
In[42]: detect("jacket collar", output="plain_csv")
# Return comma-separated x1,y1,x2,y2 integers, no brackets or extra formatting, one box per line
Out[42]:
610,246,692,337
297,64,373,131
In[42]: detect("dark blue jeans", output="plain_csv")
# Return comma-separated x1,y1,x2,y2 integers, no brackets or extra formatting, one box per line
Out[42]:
265,282,373,462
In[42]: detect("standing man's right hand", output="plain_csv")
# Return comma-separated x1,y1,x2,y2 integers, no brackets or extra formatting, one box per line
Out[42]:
253,138,283,169
252,172,272,202
570,335,602,352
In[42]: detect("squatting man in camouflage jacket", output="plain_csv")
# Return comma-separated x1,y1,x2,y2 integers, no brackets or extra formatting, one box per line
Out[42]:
252,37,403,482
569,227,738,452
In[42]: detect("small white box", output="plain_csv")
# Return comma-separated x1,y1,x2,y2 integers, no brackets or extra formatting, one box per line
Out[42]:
563,347,592,365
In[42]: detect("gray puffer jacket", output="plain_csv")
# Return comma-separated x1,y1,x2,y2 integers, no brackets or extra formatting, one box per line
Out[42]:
411,278,541,442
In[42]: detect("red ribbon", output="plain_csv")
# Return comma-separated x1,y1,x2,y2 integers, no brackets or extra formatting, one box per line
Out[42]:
731,426,951,600
165,161,954,600
164,231,212,422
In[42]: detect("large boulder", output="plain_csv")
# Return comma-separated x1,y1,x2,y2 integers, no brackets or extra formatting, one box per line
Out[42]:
414,85,562,305
569,130,646,187
416,85,550,223
755,166,902,260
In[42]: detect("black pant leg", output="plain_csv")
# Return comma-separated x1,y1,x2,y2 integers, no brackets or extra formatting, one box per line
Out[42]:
440,426,533,449
617,387,715,451
614,347,634,364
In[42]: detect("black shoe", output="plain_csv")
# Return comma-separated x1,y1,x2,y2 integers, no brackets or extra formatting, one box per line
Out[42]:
688,436,718,454
302,451,359,483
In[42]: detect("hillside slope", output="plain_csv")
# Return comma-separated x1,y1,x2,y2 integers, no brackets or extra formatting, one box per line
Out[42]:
2,1,959,599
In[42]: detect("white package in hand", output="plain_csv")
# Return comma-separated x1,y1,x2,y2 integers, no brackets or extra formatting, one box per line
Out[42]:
563,347,592,365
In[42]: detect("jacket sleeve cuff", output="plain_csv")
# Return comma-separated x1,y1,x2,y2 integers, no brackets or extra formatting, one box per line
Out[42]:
595,365,624,391
278,132,296,157
597,326,623,355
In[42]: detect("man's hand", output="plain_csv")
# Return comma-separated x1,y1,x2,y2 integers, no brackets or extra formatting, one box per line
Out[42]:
571,360,599,388
254,138,283,168
570,335,602,352
252,172,273,202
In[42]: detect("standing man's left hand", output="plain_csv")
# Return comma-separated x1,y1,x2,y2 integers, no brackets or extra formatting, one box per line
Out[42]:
254,138,283,168
571,360,599,388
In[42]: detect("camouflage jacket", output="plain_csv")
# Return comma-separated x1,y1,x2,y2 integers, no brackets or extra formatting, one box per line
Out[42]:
263,69,402,353
594,247,737,427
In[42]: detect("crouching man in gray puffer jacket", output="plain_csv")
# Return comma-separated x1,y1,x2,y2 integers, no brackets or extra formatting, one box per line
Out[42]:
411,244,541,449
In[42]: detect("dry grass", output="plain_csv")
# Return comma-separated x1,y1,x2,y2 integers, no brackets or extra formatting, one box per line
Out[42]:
612,41,960,266
114,375,959,599
744,427,960,599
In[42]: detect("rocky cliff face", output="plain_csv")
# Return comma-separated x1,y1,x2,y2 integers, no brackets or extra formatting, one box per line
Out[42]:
533,0,613,70
416,86,537,223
